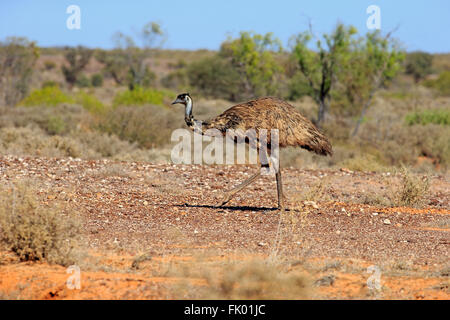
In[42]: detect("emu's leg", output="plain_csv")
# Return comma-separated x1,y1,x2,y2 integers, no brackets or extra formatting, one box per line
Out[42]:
217,170,262,207
217,146,270,208
275,168,284,210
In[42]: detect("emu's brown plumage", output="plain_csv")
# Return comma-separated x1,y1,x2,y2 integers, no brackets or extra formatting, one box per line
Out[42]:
200,97,332,156
172,93,333,210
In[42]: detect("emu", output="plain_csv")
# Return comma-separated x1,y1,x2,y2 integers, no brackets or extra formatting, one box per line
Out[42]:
172,93,332,210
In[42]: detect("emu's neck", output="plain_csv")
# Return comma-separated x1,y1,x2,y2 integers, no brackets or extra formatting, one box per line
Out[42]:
184,98,194,126
184,98,208,134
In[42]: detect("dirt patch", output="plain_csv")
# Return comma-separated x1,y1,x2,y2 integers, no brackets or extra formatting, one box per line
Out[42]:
0,155,448,299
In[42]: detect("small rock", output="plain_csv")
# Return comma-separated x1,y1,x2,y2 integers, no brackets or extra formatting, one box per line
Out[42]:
143,200,148,206
193,229,199,234
258,242,267,247
315,275,336,287
372,212,379,216
383,219,391,225
304,201,319,209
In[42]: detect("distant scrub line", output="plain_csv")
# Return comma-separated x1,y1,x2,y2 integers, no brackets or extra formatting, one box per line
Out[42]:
405,109,450,126
19,85,175,113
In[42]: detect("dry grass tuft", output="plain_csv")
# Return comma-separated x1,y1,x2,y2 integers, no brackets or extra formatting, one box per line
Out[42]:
171,257,312,299
204,260,311,299
393,166,430,207
0,180,83,266
295,178,332,203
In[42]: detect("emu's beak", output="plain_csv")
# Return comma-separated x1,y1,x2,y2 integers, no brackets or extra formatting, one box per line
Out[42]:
171,98,181,105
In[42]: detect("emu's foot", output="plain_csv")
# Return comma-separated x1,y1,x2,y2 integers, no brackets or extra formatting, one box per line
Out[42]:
215,192,232,208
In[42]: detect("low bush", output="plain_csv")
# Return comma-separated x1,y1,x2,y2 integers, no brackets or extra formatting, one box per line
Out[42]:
186,55,242,101
19,86,74,107
91,73,104,87
75,74,91,88
393,167,430,207
0,126,85,158
74,91,106,114
112,87,173,107
98,104,179,148
424,71,450,96
43,60,56,71
405,109,450,126
0,104,91,136
0,180,82,265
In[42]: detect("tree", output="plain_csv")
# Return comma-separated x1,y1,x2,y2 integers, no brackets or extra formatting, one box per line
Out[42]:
347,30,405,136
61,46,92,88
0,37,39,106
405,51,433,83
96,49,128,86
98,22,165,90
290,24,357,126
219,32,283,100
187,55,241,101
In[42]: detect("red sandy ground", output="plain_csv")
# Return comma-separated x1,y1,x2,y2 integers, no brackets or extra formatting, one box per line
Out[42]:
0,155,448,299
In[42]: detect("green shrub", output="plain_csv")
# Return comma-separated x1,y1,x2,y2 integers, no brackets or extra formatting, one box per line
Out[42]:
43,60,56,70
91,73,103,87
288,72,314,100
19,86,74,107
0,180,82,265
187,55,242,101
41,80,59,88
405,51,433,83
74,91,106,114
112,87,172,107
46,116,66,135
405,109,450,126
75,74,91,88
161,69,189,90
424,71,450,96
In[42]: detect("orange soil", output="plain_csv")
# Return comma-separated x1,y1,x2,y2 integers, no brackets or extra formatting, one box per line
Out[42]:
1,252,448,300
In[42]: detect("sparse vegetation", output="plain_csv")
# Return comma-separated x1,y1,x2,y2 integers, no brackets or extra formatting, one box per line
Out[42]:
61,46,92,88
98,103,178,148
0,180,82,265
0,37,39,106
0,10,448,302
424,71,450,96
170,258,311,299
394,167,430,207
19,86,74,107
405,51,433,83
112,87,169,107
405,109,450,126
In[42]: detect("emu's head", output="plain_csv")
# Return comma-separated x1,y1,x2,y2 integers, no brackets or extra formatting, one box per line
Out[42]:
172,93,193,119
172,93,191,106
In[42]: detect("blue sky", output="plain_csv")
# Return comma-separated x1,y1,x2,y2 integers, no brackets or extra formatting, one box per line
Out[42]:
0,0,449,52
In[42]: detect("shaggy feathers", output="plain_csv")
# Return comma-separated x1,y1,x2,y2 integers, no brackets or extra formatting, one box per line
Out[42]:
189,97,332,156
